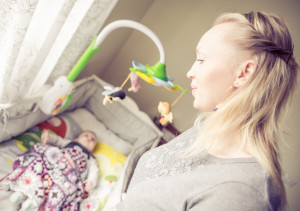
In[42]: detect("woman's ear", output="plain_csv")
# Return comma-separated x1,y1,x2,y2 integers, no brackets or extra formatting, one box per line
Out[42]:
233,60,256,88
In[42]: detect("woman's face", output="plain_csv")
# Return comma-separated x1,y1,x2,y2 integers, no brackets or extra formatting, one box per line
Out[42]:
187,23,242,112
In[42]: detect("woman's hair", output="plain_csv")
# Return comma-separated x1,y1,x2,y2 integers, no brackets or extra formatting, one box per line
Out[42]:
190,11,298,209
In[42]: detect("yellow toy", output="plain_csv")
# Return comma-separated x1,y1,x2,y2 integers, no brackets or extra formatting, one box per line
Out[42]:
158,102,173,126
157,91,185,126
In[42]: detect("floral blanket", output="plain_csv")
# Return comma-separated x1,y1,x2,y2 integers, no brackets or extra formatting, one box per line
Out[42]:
2,143,88,210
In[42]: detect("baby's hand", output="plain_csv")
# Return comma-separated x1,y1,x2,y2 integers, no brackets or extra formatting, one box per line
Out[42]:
83,180,93,193
41,129,50,144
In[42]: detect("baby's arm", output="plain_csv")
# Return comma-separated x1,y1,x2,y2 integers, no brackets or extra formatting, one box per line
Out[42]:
84,158,99,193
41,130,71,147
41,129,50,144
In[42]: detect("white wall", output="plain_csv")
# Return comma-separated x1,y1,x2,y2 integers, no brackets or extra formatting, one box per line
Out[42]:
86,0,300,209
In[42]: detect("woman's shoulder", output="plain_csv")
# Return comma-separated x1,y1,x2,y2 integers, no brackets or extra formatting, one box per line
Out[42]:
204,154,269,187
189,180,270,210
187,162,277,210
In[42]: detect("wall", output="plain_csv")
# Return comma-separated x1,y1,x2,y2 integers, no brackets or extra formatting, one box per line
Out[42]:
87,0,300,209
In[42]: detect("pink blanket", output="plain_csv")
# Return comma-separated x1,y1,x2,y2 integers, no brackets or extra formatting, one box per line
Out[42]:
3,143,88,210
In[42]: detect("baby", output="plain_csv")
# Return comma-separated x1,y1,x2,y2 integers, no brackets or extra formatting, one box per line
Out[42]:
4,130,99,211
42,130,99,194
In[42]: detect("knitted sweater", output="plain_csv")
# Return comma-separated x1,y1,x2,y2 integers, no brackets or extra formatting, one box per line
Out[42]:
117,127,279,211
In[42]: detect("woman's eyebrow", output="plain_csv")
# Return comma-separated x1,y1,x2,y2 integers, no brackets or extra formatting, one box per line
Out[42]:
196,47,208,55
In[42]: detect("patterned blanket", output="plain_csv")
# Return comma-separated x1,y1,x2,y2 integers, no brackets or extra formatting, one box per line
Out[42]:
2,143,88,210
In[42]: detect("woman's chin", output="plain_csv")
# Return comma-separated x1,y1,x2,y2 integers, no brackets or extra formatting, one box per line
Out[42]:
193,101,202,111
193,102,212,112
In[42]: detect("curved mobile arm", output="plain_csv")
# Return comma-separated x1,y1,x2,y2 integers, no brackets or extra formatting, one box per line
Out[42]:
93,20,165,63
67,20,165,82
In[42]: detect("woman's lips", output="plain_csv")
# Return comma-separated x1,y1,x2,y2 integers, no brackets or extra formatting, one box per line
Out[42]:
191,85,197,94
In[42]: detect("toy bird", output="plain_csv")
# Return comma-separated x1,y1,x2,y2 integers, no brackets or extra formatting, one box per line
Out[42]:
102,86,126,105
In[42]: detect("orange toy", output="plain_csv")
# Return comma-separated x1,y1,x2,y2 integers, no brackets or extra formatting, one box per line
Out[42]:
158,102,173,126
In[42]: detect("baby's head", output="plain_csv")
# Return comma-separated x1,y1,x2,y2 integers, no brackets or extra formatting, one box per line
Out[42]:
74,130,97,153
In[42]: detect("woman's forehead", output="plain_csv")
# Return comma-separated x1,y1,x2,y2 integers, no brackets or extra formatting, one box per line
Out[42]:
197,23,237,55
206,23,237,40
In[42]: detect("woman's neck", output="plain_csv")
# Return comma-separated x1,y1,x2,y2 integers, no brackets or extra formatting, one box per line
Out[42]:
207,133,252,159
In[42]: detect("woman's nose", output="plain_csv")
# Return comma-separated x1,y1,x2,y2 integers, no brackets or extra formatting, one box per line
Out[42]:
187,64,195,79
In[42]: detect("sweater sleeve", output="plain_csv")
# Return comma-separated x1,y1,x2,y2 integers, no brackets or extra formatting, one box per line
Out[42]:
187,182,269,211
47,133,71,148
86,158,99,188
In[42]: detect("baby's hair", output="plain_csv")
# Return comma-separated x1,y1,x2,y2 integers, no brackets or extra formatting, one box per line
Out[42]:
77,130,98,141
85,130,97,138
84,130,96,136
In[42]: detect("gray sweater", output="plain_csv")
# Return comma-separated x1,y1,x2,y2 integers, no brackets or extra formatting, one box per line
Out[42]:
118,127,279,211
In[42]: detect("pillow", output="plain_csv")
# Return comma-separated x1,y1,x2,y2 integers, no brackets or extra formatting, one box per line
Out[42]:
79,142,127,210
65,108,132,156
84,142,127,210
37,114,83,140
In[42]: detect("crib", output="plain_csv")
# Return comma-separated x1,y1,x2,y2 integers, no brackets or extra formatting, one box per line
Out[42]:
0,75,163,210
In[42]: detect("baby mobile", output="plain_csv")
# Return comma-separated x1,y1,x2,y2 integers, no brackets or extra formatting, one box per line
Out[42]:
102,59,187,126
39,20,187,126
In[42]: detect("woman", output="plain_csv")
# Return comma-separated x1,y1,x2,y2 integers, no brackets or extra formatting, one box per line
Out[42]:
110,11,298,211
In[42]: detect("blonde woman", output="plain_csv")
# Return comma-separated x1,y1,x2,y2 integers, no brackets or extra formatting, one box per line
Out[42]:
109,11,298,211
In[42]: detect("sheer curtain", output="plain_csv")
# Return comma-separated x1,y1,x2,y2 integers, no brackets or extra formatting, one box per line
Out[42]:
0,0,117,115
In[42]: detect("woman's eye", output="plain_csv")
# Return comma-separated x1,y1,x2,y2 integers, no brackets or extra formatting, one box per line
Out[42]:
196,59,204,64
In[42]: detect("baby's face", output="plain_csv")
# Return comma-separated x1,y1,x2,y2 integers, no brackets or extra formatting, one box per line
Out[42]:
75,131,97,152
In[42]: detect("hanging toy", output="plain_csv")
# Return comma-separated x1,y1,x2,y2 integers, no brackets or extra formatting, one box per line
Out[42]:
128,72,141,92
102,72,132,105
102,86,126,105
157,91,186,126
158,102,173,126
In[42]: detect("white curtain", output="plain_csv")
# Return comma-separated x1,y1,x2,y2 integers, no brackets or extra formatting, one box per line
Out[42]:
0,0,117,114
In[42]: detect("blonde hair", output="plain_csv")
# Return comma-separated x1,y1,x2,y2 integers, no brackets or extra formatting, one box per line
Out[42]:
189,11,298,209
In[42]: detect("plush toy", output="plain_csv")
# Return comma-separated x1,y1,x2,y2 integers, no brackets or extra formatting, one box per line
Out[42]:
102,86,126,105
158,101,173,126
128,72,141,92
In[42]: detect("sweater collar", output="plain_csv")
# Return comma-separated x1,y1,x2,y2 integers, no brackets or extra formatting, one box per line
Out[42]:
64,141,95,159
